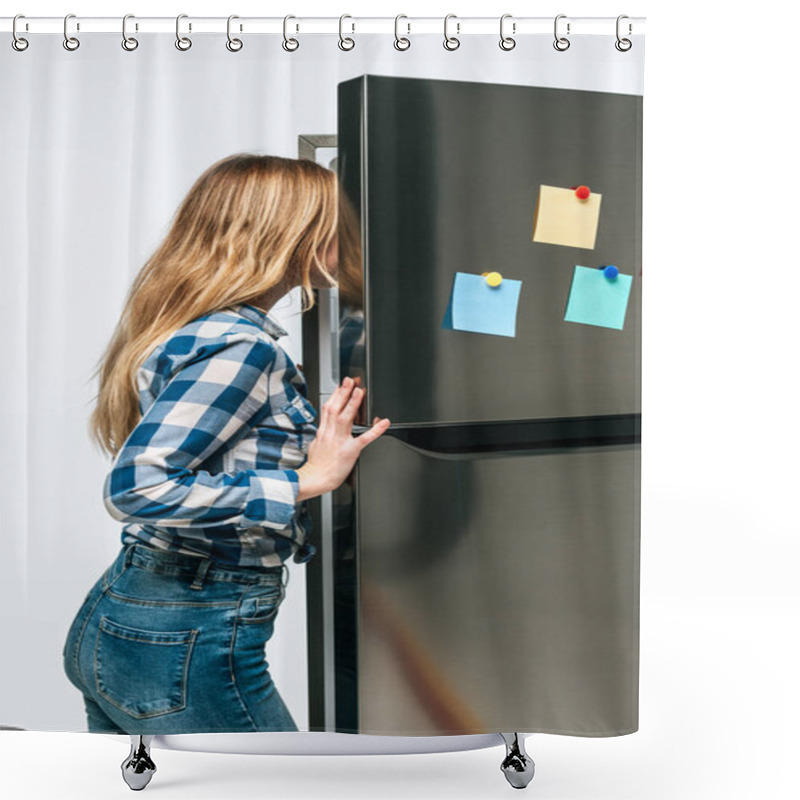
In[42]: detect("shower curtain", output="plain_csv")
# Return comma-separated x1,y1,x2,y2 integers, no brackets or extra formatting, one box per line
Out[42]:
0,17,645,735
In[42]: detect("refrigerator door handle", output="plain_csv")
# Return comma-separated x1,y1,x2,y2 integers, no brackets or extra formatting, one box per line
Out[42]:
367,414,641,458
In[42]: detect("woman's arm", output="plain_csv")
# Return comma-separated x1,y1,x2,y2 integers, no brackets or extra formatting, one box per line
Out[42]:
103,332,300,530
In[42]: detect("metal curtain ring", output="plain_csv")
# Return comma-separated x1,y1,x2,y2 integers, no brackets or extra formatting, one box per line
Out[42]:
615,14,632,51
394,14,410,50
338,14,355,50
499,13,516,50
553,14,570,51
12,14,29,51
122,14,139,51
443,13,460,51
283,15,299,51
176,13,192,51
63,13,80,51
226,14,243,52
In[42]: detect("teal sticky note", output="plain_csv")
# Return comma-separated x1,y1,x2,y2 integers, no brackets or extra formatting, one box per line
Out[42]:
442,272,522,337
564,265,633,330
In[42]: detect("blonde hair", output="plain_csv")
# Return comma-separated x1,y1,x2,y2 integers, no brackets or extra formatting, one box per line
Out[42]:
89,153,338,458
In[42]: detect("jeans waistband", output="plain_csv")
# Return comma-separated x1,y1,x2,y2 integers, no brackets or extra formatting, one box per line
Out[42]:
123,543,288,591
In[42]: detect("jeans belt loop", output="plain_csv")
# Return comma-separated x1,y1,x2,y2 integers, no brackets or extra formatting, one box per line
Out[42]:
123,543,137,568
189,556,214,590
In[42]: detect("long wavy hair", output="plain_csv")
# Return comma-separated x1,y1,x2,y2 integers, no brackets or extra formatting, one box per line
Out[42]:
89,153,338,458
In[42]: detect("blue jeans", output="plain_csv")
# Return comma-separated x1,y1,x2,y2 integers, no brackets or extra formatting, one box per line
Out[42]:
62,542,299,734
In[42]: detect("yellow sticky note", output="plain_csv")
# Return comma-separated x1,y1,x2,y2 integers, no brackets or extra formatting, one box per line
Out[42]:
532,185,602,250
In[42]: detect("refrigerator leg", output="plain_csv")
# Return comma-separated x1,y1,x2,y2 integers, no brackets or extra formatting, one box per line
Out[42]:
121,735,157,791
499,733,535,789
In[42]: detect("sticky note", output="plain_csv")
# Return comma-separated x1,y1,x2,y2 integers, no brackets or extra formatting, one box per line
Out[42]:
564,265,632,330
442,271,522,337
532,185,602,249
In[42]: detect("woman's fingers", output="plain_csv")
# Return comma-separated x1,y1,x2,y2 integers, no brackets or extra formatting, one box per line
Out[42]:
323,377,357,417
355,418,391,450
344,386,363,414
321,378,386,436
334,380,364,422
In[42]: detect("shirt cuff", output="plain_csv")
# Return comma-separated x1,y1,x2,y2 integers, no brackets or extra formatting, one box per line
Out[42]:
242,469,300,530
293,540,317,564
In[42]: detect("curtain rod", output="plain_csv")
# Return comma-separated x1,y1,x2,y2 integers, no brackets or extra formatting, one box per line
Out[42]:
2,15,646,37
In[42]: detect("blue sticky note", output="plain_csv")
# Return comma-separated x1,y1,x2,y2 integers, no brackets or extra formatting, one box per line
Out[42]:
564,265,632,330
442,272,522,337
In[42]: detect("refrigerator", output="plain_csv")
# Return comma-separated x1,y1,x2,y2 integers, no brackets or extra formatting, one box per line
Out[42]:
300,74,642,737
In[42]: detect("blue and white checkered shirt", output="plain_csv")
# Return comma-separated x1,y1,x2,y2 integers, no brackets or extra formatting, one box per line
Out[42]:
103,302,318,568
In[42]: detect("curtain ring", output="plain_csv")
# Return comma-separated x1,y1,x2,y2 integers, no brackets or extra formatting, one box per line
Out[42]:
443,13,460,51
338,14,355,51
499,13,516,51
63,13,80,51
553,14,570,51
283,15,299,51
226,15,243,52
615,15,632,51
394,14,411,51
121,14,139,51
176,13,192,51
12,14,29,51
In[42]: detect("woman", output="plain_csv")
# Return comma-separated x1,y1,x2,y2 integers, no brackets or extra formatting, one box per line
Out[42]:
61,153,390,734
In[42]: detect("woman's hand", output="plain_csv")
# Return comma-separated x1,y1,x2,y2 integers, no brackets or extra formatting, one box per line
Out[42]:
296,377,390,501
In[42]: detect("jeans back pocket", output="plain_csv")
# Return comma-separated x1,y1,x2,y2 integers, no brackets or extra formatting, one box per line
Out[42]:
94,616,197,719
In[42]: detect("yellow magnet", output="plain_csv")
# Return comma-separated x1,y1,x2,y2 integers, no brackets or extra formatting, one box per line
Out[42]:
481,271,503,287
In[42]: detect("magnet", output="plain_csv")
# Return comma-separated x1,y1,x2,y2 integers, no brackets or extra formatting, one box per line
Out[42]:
600,265,619,279
481,271,503,287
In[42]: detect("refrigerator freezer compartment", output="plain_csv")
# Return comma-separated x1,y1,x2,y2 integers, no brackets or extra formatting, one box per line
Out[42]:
352,434,640,736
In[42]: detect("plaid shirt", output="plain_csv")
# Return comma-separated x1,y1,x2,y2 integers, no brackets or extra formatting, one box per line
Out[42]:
103,302,318,568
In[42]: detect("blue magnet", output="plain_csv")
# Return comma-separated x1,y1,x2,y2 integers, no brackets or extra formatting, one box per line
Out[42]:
600,265,619,279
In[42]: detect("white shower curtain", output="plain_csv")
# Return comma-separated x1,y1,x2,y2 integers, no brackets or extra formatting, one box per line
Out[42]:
1,25,645,733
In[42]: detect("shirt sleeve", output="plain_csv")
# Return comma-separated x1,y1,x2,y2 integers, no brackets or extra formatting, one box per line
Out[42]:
103,332,300,531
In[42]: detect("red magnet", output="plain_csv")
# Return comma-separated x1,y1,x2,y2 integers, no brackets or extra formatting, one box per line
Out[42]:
574,185,591,200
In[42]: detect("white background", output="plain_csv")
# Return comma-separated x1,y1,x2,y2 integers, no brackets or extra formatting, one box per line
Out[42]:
1,1,798,799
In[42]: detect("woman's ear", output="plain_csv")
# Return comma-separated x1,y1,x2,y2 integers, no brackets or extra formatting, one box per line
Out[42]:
324,234,339,271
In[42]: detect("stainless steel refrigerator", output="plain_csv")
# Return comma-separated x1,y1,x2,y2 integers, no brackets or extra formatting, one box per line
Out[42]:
300,74,641,737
